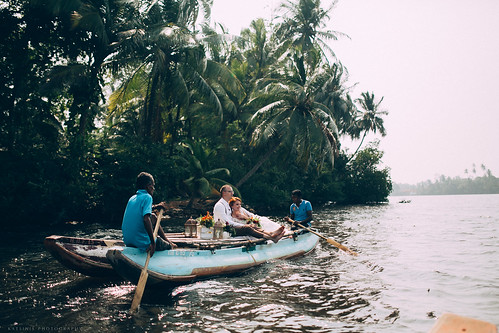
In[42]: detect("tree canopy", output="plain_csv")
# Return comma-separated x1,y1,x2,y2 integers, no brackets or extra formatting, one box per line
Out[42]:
1,0,391,227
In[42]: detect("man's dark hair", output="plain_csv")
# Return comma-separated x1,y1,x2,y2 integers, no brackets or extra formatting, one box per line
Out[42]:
136,172,154,189
291,189,302,197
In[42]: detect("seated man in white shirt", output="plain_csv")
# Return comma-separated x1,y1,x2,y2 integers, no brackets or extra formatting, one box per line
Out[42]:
213,185,285,243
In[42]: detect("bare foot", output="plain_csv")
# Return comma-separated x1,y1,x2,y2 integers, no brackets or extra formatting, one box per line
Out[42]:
270,226,285,237
271,232,285,243
269,227,286,243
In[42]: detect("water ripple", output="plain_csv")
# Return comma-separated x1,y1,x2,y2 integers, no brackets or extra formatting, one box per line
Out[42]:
1,195,498,332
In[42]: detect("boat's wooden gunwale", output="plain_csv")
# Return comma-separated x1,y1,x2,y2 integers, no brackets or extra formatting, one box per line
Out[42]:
44,236,123,277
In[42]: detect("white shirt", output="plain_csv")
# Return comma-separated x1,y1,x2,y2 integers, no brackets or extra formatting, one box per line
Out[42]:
214,198,256,227
213,198,234,226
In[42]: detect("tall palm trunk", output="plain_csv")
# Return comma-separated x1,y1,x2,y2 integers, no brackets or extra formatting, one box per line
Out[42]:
236,144,279,188
143,71,160,139
347,131,367,163
170,104,182,155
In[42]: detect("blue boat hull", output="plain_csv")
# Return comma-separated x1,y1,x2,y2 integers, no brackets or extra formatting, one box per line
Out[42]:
106,230,319,287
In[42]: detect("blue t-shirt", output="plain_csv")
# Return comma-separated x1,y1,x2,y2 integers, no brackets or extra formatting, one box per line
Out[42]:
122,190,153,251
290,199,312,223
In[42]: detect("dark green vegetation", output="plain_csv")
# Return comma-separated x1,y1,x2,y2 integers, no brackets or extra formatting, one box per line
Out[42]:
393,164,499,196
1,0,391,227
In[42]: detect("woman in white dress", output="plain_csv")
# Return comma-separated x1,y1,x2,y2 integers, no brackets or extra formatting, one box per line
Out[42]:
229,197,285,239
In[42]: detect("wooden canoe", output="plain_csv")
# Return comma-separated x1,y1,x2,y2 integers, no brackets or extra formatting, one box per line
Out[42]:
106,229,319,288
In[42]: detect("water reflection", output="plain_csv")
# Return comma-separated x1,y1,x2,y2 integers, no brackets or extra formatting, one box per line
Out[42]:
1,195,498,332
0,216,396,332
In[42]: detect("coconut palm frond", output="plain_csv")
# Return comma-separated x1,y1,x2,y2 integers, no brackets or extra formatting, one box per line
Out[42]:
205,168,230,179
71,4,109,45
191,71,223,118
168,68,190,108
205,60,246,102
250,100,284,122
107,64,149,115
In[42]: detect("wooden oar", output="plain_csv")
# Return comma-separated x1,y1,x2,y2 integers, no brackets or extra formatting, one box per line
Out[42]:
291,221,358,256
130,208,164,314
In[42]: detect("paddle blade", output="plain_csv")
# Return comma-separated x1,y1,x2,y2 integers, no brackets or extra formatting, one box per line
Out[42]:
130,269,148,313
326,238,358,256
130,254,152,313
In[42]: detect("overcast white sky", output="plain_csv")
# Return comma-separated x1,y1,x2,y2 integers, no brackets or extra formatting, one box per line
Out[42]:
211,0,499,184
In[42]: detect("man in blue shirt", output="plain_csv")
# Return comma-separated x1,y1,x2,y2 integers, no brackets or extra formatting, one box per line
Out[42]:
285,189,313,229
122,172,175,256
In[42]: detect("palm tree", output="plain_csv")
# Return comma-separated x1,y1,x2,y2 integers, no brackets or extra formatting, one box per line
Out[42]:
313,62,357,135
276,0,348,61
481,163,487,175
40,0,115,138
232,0,352,188
347,91,387,162
37,0,140,181
238,19,275,81
106,0,245,149
236,55,339,187
180,140,232,207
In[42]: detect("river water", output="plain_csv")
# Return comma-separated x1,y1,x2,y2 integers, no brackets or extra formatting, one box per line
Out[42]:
1,194,498,332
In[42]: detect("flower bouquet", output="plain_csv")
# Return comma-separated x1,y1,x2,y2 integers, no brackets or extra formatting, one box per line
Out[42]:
198,212,215,239
197,211,214,229
246,216,262,229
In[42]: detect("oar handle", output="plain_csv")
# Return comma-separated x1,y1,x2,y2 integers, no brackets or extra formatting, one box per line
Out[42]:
295,223,328,240
151,208,164,240
287,220,358,256
130,208,165,313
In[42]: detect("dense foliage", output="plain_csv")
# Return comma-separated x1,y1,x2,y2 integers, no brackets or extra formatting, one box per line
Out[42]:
1,0,391,228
